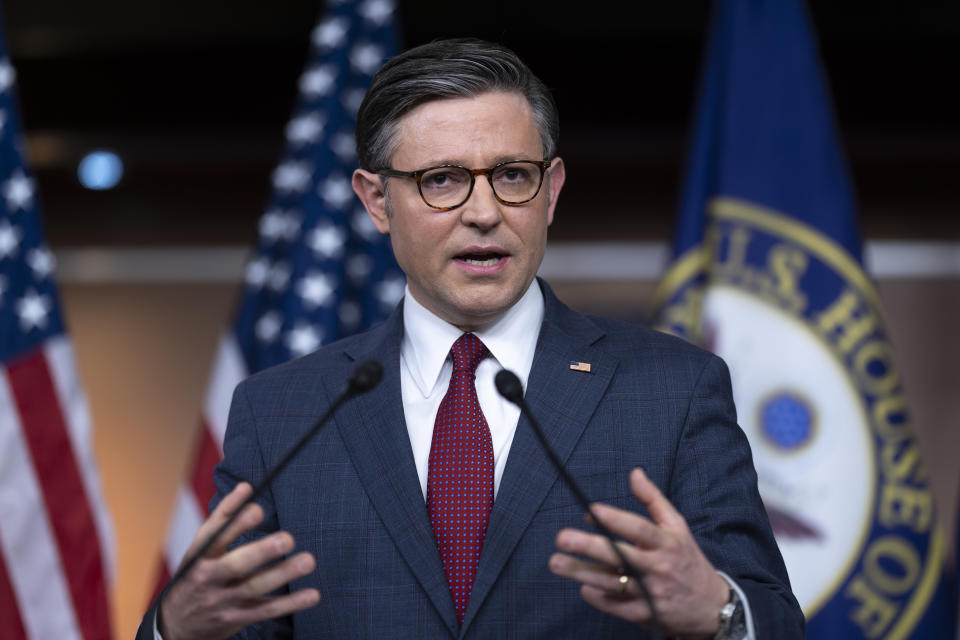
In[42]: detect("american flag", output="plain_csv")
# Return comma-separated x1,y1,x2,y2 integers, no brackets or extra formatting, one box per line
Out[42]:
0,24,115,640
150,0,403,602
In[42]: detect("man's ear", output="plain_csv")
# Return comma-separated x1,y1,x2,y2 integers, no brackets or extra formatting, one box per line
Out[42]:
544,157,566,226
352,169,390,234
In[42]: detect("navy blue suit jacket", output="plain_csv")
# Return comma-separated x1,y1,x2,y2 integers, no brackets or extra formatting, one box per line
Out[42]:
140,284,802,638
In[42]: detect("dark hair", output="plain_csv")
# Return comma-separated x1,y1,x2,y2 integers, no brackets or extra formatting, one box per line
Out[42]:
355,38,559,171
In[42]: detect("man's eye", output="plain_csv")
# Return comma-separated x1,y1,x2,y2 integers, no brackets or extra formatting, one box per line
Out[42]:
496,166,532,183
423,171,463,189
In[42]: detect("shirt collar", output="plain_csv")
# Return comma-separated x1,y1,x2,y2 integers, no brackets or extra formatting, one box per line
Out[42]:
401,281,545,398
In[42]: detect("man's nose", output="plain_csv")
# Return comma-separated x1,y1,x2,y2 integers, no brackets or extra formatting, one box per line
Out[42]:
459,176,503,229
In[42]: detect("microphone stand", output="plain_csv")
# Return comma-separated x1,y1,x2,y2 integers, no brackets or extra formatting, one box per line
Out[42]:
495,369,663,640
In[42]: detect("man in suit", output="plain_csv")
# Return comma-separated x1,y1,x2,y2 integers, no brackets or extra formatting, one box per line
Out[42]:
146,39,802,639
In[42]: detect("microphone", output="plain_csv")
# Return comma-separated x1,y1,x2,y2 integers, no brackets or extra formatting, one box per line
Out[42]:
161,359,384,599
348,358,383,393
494,369,663,639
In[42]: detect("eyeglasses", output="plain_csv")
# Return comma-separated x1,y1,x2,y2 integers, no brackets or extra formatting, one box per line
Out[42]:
376,160,552,211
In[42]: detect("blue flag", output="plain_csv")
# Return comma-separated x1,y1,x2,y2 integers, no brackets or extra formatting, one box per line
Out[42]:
655,1,953,637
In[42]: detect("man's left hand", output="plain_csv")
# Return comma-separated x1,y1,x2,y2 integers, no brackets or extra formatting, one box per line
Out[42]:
549,467,729,638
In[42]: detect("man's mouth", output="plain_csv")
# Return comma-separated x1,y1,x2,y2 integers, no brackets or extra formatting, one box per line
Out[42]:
455,251,507,267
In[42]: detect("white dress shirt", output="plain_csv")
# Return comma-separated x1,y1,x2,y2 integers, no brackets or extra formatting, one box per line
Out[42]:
400,280,544,499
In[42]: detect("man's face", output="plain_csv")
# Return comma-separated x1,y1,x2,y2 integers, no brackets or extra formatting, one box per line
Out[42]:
353,91,565,330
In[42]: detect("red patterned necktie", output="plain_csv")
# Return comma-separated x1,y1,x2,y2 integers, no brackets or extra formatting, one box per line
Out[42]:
426,333,494,624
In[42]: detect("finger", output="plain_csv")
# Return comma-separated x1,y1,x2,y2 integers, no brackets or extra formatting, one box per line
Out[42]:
228,587,321,629
549,552,640,596
589,503,665,550
210,482,253,525
630,468,685,530
580,584,650,626
236,551,316,598
555,528,619,566
555,528,649,569
189,483,266,559
190,483,251,548
216,532,298,582
208,502,266,558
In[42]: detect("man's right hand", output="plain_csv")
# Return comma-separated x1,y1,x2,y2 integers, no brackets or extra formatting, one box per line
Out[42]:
159,482,320,640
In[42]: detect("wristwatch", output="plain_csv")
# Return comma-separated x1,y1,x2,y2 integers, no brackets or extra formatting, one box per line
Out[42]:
714,587,747,640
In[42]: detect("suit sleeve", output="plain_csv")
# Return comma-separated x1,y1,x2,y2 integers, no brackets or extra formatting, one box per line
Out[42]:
669,354,805,638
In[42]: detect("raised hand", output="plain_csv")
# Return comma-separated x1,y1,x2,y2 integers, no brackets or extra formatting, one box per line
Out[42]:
549,468,729,638
159,482,320,640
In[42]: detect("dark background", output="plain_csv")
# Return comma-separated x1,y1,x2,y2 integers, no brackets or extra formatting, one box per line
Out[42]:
4,0,959,248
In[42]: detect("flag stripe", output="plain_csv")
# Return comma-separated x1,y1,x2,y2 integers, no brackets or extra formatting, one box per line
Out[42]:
190,422,221,516
147,337,245,601
0,536,28,640
0,370,81,640
203,335,247,448
164,486,205,572
44,337,116,582
6,352,112,640
2,35,113,640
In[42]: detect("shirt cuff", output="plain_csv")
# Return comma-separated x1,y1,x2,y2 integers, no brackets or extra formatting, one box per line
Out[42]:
717,570,755,640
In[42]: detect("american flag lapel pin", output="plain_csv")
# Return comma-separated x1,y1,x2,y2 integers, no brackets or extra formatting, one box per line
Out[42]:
569,361,591,373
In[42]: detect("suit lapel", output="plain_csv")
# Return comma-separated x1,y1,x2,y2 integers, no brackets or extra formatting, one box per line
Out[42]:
332,308,459,636
460,287,618,634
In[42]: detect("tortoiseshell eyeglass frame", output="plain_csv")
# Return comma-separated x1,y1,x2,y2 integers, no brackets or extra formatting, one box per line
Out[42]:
376,159,552,211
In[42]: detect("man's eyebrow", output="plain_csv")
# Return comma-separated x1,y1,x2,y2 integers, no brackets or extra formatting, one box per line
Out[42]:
427,158,466,168
417,154,538,169
490,154,536,165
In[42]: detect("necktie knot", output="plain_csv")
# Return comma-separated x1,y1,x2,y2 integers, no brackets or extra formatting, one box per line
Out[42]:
450,333,489,374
